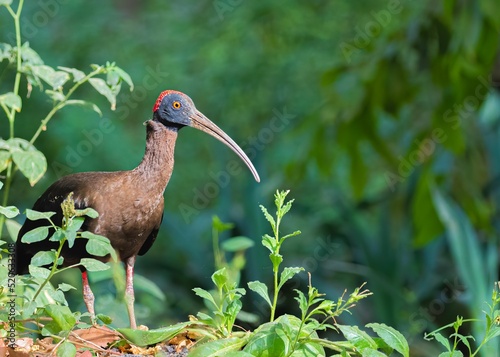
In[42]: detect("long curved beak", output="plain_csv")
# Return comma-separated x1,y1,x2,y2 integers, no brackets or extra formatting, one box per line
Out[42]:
189,110,260,182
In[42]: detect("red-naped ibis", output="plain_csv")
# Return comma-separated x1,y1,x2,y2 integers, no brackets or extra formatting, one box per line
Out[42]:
16,90,260,328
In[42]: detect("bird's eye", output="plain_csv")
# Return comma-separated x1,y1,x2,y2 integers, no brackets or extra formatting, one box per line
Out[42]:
172,101,181,109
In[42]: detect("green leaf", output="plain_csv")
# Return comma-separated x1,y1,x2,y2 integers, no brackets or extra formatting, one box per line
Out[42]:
0,205,19,218
82,232,117,261
0,43,12,61
49,228,65,242
430,332,451,350
221,352,255,357
30,65,70,89
452,333,473,352
64,228,79,248
21,226,49,243
189,337,250,357
96,314,113,324
294,290,308,317
45,90,65,102
360,348,387,356
222,236,255,252
106,70,120,87
67,216,85,232
438,352,463,357
0,92,22,111
211,267,228,289
226,299,243,321
56,342,76,357
337,325,378,350
262,234,276,252
64,217,85,247
278,267,304,290
280,230,301,242
110,65,134,90
31,251,56,267
29,265,51,279
89,77,116,110
80,258,109,272
244,315,324,356
57,66,85,82
20,43,43,65
196,312,214,324
212,215,234,232
12,149,47,186
26,209,56,221
65,99,102,117
44,305,76,332
77,207,99,218
248,281,272,308
366,323,409,357
57,283,76,292
117,322,190,347
279,198,294,218
270,252,283,268
0,150,10,172
259,204,276,230
193,287,217,308
5,218,21,241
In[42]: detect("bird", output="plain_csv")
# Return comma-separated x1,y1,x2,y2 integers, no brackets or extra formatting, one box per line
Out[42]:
16,90,260,328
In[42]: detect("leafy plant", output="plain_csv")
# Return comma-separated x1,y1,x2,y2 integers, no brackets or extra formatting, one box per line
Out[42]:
0,0,135,354
185,190,410,356
424,282,500,357
0,0,132,241
192,216,255,338
20,193,116,307
0,192,116,355
249,190,302,322
212,215,255,291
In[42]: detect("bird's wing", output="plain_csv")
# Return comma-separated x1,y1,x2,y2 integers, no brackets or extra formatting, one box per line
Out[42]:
138,212,164,256
18,178,88,236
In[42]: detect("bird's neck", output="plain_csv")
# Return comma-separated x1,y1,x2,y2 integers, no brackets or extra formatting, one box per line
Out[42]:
134,120,178,193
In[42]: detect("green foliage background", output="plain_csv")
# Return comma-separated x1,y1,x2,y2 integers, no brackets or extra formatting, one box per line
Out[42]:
1,0,500,355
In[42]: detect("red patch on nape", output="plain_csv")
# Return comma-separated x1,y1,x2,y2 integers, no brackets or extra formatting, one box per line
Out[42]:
152,90,183,112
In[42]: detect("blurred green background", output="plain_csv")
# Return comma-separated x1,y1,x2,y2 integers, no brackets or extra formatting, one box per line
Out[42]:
2,0,500,355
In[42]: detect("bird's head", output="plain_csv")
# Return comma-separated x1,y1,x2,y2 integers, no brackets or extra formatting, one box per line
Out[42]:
152,90,260,182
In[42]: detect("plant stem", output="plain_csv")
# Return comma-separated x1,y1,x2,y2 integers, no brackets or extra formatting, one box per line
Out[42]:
1,67,103,236
29,67,104,145
270,214,281,322
0,0,24,239
32,237,66,301
212,224,223,270
9,0,23,136
270,263,279,322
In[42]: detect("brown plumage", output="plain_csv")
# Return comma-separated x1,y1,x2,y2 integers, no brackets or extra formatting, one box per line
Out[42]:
16,90,260,328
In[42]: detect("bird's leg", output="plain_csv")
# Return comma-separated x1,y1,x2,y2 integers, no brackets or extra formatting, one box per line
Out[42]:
125,255,137,329
81,271,96,324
